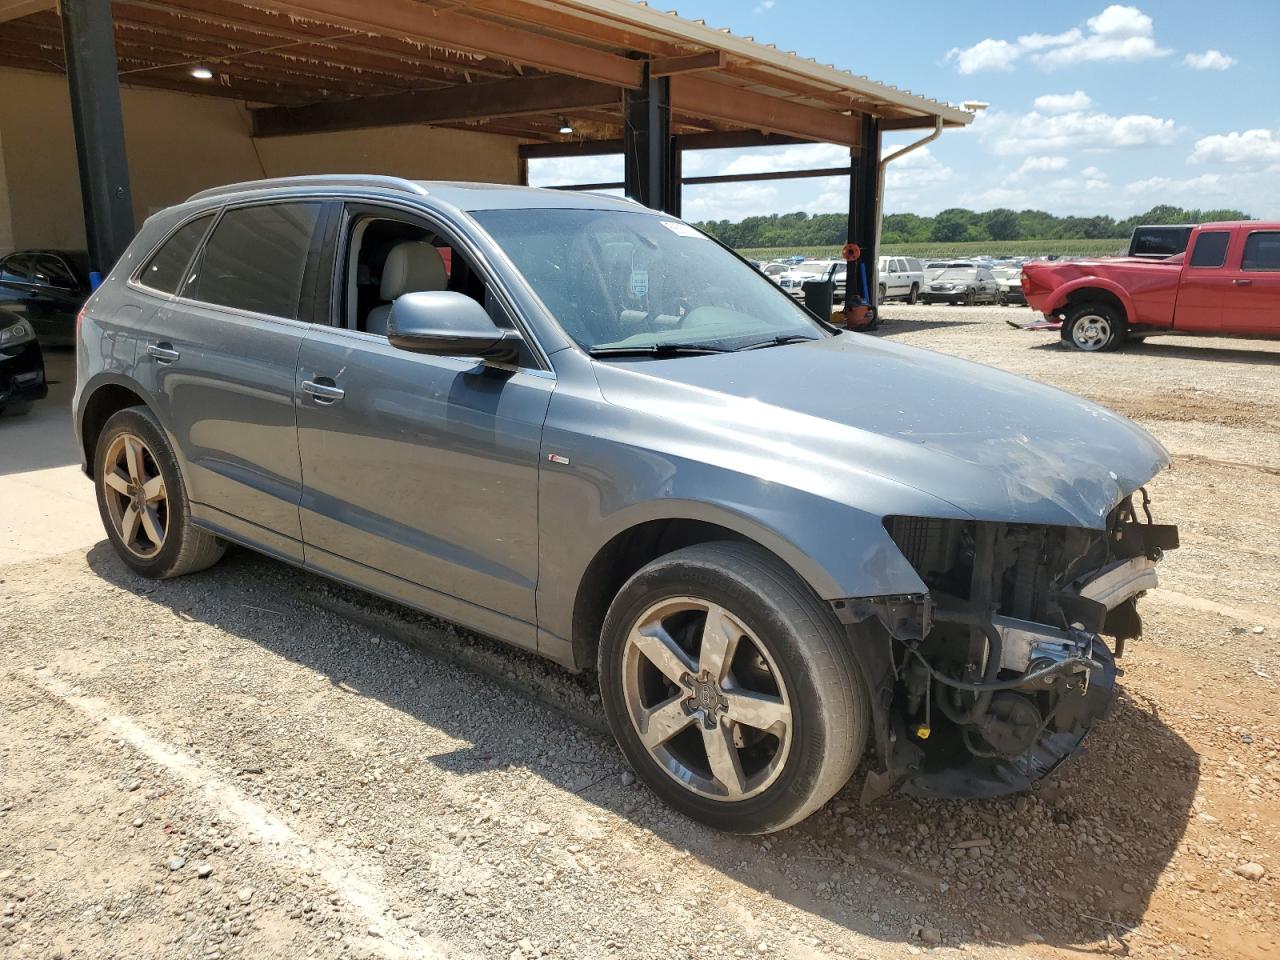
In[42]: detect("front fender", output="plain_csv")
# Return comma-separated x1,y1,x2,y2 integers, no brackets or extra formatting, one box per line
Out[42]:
1043,275,1136,321
534,420,931,647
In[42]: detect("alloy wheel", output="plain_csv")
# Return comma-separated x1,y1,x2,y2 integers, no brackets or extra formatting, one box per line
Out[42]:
1072,314,1112,351
621,596,792,801
101,432,168,559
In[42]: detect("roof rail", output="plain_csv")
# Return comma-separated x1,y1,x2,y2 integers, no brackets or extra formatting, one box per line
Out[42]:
187,175,428,203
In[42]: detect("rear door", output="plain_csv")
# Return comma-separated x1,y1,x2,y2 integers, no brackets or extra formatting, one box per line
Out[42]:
295,201,553,642
25,254,85,345
1172,229,1232,332
144,200,331,561
0,254,34,324
1221,230,1280,335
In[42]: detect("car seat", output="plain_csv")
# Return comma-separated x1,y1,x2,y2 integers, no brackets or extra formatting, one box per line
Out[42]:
366,241,447,335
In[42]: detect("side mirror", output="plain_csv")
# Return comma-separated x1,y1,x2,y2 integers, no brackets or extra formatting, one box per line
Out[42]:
387,290,522,364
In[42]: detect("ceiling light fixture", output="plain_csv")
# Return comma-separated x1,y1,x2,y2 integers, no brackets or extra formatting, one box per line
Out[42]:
558,117,574,135
191,65,214,79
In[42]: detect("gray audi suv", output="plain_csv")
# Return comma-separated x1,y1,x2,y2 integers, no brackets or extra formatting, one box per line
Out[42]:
75,176,1178,833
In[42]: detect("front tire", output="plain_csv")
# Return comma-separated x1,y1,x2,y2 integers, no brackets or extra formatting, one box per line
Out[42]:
1062,302,1125,352
94,406,226,579
598,542,868,834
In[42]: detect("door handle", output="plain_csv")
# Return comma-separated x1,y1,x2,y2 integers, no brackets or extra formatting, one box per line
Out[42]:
301,378,345,403
147,343,180,363
1233,278,1253,286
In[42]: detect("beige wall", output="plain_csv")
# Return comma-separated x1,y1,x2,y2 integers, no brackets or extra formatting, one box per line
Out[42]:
0,67,521,254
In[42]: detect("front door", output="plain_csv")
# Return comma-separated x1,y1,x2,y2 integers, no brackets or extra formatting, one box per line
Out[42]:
295,204,552,642
147,200,329,560
1173,229,1232,332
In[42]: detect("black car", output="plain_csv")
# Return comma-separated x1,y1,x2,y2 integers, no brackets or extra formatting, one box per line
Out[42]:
0,249,91,346
0,309,47,417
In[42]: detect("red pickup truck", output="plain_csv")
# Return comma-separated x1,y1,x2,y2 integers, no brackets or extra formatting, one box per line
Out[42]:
1022,221,1280,351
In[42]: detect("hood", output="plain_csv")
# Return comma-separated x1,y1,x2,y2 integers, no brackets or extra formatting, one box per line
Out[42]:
591,334,1169,529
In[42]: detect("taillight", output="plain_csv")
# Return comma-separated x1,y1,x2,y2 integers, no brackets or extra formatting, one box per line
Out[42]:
75,305,87,338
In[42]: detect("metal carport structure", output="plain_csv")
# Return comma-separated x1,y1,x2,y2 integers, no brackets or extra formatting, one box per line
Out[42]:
0,0,971,304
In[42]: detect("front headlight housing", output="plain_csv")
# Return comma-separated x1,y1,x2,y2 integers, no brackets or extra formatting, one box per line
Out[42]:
0,318,35,347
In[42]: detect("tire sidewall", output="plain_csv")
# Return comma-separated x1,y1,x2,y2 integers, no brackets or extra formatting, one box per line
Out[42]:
94,406,195,577
1063,302,1124,352
599,550,860,833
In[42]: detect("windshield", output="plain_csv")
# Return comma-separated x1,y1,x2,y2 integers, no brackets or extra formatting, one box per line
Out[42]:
473,208,828,354
936,268,978,280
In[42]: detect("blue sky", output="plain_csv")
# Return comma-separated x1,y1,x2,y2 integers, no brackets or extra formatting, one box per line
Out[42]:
529,2,1280,222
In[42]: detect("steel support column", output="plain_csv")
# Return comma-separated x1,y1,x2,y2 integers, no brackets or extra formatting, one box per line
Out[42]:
60,0,134,278
858,115,882,301
623,62,678,214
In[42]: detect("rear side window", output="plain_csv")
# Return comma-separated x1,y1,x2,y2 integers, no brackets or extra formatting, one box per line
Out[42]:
1,253,32,282
1188,231,1230,268
32,255,78,289
1242,231,1280,271
140,214,214,294
190,203,322,318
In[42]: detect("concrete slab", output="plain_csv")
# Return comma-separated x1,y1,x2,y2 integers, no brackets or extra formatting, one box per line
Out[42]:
0,347,103,563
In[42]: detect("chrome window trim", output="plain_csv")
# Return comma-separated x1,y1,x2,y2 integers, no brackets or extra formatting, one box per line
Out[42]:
330,197,554,374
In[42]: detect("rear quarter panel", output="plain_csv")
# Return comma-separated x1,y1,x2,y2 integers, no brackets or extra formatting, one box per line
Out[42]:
1023,259,1181,328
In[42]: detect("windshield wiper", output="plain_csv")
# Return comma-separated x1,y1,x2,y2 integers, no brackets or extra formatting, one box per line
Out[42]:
587,343,735,358
738,334,822,351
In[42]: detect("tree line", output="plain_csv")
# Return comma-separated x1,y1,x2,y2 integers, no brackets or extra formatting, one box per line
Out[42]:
692,204,1250,249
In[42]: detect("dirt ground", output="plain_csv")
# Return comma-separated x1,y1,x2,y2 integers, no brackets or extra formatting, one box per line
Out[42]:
2,308,1277,960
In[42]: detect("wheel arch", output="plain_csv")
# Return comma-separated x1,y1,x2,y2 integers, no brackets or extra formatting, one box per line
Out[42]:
565,508,847,672
1048,279,1134,325
79,377,149,476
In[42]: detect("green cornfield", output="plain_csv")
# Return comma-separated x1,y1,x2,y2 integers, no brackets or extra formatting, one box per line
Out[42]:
737,238,1127,261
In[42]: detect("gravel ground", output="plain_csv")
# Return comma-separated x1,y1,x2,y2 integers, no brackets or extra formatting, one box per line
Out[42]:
2,304,1277,960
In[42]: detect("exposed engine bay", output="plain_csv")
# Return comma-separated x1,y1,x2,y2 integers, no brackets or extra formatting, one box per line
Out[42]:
840,490,1179,801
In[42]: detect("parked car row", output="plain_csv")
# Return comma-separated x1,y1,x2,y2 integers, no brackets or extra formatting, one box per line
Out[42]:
753,253,1032,308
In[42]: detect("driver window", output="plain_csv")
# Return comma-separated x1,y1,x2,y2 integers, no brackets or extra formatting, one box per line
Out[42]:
341,213,510,335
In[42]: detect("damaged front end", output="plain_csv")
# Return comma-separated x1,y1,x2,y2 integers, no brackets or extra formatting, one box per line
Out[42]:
839,490,1179,802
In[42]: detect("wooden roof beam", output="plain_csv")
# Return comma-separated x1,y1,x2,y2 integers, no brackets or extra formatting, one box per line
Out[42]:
670,75,861,147
0,0,51,24
259,0,645,88
252,74,622,137
648,50,729,77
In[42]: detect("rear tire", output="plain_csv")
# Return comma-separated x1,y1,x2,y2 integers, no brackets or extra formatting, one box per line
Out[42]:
598,542,868,834
0,400,33,418
907,283,919,305
1062,302,1125,352
94,406,226,579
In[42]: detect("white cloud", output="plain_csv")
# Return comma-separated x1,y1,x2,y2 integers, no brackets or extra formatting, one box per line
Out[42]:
1190,129,1280,167
1010,155,1070,180
1033,91,1092,113
682,183,781,221
947,5,1170,74
526,154,622,188
884,146,953,188
753,0,775,12
1125,173,1225,197
947,38,1021,74
978,107,1178,155
717,142,849,176
1184,49,1237,70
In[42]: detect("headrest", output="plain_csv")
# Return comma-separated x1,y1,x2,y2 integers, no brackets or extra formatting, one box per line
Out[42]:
380,241,447,300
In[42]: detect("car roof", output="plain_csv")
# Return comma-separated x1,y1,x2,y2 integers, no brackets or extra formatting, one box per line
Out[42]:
185,175,646,214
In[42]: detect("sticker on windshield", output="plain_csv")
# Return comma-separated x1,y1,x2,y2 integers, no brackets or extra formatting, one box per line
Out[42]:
659,220,704,239
629,268,649,298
